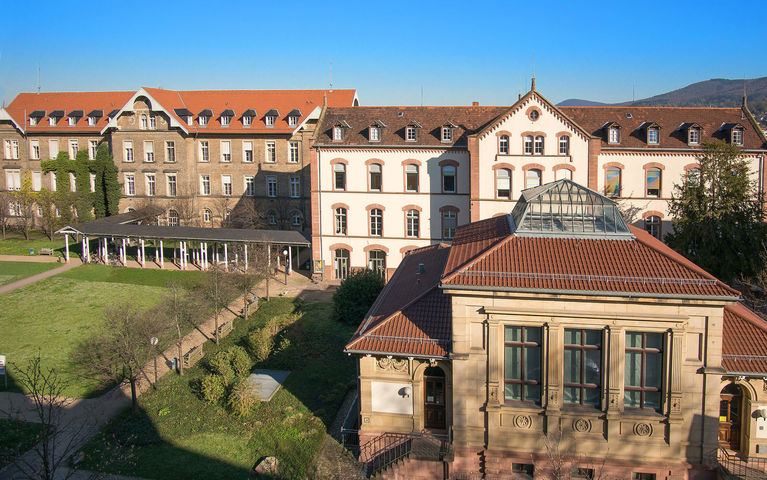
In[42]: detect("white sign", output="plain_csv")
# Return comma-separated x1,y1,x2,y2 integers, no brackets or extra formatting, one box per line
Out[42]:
0,355,5,375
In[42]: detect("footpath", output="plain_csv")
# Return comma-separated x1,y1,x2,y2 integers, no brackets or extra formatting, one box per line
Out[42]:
0,258,83,295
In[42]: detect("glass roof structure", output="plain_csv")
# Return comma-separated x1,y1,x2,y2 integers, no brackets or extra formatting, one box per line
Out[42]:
510,179,633,239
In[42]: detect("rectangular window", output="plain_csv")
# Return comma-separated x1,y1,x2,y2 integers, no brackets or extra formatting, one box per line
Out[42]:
49,140,59,159
199,141,209,162
405,164,418,192
369,126,380,142
243,141,253,163
732,129,743,146
146,173,156,196
689,128,700,145
266,176,277,197
89,140,98,160
289,177,300,198
559,136,570,155
69,172,76,192
265,141,276,163
534,136,544,155
165,141,175,163
632,474,656,480
222,175,232,196
609,127,620,144
334,163,346,190
605,168,621,197
244,175,255,196
89,173,96,192
166,173,177,197
513,464,534,477
29,117,38,127
406,126,417,142
441,126,452,142
333,126,342,141
4,140,10,159
496,169,511,199
87,116,96,126
288,115,297,127
266,116,275,127
49,117,56,126
144,141,154,162
221,116,230,127
335,208,347,234
442,210,457,240
50,172,56,191
564,329,602,407
199,116,208,127
32,171,42,191
289,141,299,163
68,116,76,126
442,166,456,193
625,332,663,411
30,140,40,160
221,141,231,162
5,170,21,190
646,168,661,197
140,115,148,130
123,141,134,162
504,326,542,403
370,208,383,236
124,173,135,196
69,140,78,159
369,164,382,191
200,174,210,195
406,210,419,237
524,136,533,154
243,116,252,127
648,129,659,145
149,116,156,129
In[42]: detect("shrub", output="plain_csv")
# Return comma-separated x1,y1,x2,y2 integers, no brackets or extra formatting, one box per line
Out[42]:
199,374,226,405
227,378,259,417
247,328,273,363
333,269,385,325
207,351,234,384
228,345,251,377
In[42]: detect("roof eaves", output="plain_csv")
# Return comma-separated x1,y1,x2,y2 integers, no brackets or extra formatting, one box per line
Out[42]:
0,108,23,132
439,283,739,301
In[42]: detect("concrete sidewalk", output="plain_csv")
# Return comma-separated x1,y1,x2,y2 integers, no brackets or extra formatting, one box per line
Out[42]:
0,258,83,295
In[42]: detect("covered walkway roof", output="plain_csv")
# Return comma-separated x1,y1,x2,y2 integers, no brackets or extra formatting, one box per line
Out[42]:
56,223,310,246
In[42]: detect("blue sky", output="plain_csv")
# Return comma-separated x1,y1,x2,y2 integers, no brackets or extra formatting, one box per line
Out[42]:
1,0,765,106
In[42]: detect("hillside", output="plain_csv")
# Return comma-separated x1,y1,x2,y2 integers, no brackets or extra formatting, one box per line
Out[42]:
557,98,607,107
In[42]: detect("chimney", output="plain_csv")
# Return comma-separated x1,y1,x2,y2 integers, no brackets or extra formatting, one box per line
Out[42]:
472,101,479,106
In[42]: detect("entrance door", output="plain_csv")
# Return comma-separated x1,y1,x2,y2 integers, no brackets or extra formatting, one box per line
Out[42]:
719,383,742,450
424,366,446,430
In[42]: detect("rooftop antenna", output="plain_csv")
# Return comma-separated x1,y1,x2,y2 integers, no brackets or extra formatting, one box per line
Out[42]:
329,59,333,92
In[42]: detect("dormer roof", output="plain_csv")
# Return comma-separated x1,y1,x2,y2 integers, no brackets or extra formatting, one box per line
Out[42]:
87,109,103,118
219,108,234,117
198,108,213,117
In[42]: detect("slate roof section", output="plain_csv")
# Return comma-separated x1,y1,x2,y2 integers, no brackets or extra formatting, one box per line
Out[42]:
315,106,508,147
559,106,767,150
4,91,134,131
722,303,767,375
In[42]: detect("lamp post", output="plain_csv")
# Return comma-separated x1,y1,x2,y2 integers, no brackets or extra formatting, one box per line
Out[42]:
282,248,288,285
149,336,159,389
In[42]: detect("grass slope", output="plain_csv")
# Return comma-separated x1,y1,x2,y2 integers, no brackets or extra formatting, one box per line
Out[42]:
0,231,64,256
0,419,44,469
78,298,356,480
0,261,61,286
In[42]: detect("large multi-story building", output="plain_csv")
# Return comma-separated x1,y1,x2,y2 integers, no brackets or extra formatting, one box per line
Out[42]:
312,83,767,280
0,87,358,236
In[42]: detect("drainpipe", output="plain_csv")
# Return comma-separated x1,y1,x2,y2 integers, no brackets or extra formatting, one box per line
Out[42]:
701,316,709,465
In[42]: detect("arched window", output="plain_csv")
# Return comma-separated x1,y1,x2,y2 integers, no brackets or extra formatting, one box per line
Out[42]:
202,208,211,223
556,168,572,181
368,249,386,277
406,209,419,237
646,167,661,197
525,169,542,189
442,165,456,193
687,167,701,187
405,164,419,192
534,136,544,155
369,163,382,191
645,215,661,239
334,163,346,190
442,209,457,240
334,207,347,235
605,167,621,197
559,136,570,155
369,208,383,236
168,209,179,226
524,135,533,155
140,114,148,130
334,248,350,280
496,168,511,199
291,211,302,226
499,135,509,154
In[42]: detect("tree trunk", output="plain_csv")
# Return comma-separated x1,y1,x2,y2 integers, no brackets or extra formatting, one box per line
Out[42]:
23,225,29,240
129,377,138,415
214,311,219,345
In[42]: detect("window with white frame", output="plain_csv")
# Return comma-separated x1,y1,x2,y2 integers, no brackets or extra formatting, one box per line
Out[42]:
334,163,346,190
87,116,96,126
534,136,544,155
243,116,252,127
199,141,209,162
688,127,700,145
334,207,347,234
496,168,511,199
441,126,452,142
89,140,98,160
333,126,343,141
149,116,156,129
370,208,382,236
69,173,76,192
289,177,300,198
166,173,177,197
68,116,77,127
525,168,542,189
289,141,299,163
200,174,210,195
647,128,659,145
442,165,456,193
32,171,42,191
69,140,78,159
185,115,193,126
125,173,135,196
644,215,661,239
243,141,253,163
49,139,59,159
291,211,301,226
244,175,255,196
49,117,56,126
165,141,175,162
732,128,744,146
123,141,134,162
29,116,38,126
559,135,570,155
368,250,386,277
5,170,20,190
168,209,179,226
442,209,457,240
222,175,232,196
221,115,230,127
687,167,701,187
524,135,533,154
406,209,420,237
221,141,231,162
50,172,57,191
499,135,509,154
608,126,620,144
288,115,298,127
199,115,208,127
405,126,417,142
146,173,156,196
140,115,148,130
30,140,40,160
265,115,275,127
405,164,418,192
369,164,382,191
89,173,95,192
203,208,211,223
266,176,277,197
369,126,380,142
3,140,10,159
265,141,276,163
144,141,154,162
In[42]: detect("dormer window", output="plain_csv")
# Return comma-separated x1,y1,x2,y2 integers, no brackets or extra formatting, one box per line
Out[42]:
29,117,38,126
49,117,56,126
198,109,212,127
86,110,102,127
406,126,416,141
441,122,456,143
199,116,208,127
369,126,380,142
265,116,275,127
287,109,301,127
87,117,96,126
219,109,234,127
174,108,194,126
186,116,193,125
647,125,659,145
242,109,256,127
68,117,77,126
333,126,343,141
732,128,743,146
264,109,279,127
689,128,700,145
608,126,620,144
221,116,230,126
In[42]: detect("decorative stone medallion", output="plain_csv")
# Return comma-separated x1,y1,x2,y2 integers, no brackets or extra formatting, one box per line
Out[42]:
514,415,532,429
573,418,591,433
634,422,652,437
377,357,408,373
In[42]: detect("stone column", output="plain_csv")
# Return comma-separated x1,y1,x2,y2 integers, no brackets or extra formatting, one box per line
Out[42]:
64,234,70,263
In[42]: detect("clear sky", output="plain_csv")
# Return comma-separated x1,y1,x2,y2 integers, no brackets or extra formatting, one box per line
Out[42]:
1,0,765,107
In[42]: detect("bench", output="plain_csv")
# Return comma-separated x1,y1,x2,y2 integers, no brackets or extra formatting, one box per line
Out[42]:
217,321,233,337
39,248,54,255
182,345,205,369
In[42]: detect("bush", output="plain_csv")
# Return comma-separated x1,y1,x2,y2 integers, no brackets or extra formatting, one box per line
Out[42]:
228,345,251,377
333,269,385,325
227,378,259,417
207,351,234,384
199,374,226,405
247,328,273,363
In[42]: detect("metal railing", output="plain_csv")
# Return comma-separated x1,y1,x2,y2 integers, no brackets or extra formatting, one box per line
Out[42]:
357,431,450,478
717,448,767,480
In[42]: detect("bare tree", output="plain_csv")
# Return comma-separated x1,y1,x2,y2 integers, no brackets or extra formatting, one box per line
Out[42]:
0,191,11,239
36,190,59,241
170,188,197,227
160,281,196,376
230,197,264,229
233,267,260,321
250,243,278,301
201,265,235,345
542,427,609,480
212,196,233,228
13,171,37,240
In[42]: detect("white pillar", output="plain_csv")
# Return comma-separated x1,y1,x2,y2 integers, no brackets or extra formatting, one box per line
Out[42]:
288,246,292,273
182,241,187,270
64,234,70,263
224,243,228,271
244,244,248,271
215,243,220,265
160,240,164,268
81,236,86,262
140,239,145,267
204,242,208,270
121,238,126,265
173,244,177,266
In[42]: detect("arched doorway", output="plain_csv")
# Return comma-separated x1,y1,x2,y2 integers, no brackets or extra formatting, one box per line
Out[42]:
719,383,743,450
424,366,446,430
334,248,349,280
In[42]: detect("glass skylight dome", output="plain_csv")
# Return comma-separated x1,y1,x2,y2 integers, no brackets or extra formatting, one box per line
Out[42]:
510,179,632,239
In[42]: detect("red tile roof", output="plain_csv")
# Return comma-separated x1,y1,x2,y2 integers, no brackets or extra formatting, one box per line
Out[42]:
6,91,134,132
559,106,767,150
723,303,767,375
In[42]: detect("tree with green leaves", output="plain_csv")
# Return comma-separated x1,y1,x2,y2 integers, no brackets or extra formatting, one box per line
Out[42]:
92,143,120,218
72,149,93,223
333,269,385,325
12,171,36,240
666,140,765,282
36,189,60,240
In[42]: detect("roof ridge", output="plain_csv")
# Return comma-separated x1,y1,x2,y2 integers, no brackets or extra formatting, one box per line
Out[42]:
727,303,767,332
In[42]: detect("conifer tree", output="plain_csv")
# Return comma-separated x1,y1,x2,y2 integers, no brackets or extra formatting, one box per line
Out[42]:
93,143,121,217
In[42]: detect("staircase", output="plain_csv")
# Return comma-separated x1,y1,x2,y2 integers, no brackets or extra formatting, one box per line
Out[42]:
357,432,450,479
716,448,767,480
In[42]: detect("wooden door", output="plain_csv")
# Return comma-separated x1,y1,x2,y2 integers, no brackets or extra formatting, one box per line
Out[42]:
719,389,741,450
424,376,446,429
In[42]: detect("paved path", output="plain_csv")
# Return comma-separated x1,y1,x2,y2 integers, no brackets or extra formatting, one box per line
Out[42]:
0,254,60,263
0,258,83,295
0,270,337,479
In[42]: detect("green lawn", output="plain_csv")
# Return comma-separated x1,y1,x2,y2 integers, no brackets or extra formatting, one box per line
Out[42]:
0,419,44,469
0,265,206,397
0,230,65,256
78,298,356,480
0,261,61,286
